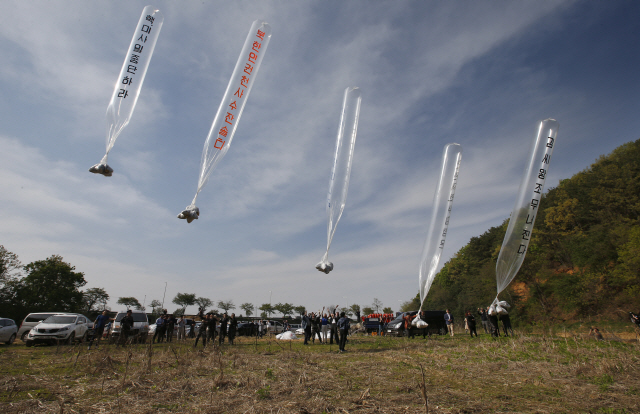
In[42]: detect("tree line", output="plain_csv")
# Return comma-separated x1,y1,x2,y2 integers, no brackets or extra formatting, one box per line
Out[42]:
404,138,640,325
0,247,397,323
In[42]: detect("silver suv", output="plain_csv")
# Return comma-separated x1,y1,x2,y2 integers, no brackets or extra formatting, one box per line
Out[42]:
18,312,72,342
25,314,90,346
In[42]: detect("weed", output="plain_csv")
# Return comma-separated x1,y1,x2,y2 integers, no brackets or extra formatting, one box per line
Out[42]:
591,373,615,392
255,385,270,399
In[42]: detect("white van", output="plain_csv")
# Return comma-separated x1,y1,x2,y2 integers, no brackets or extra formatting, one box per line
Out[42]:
109,310,149,343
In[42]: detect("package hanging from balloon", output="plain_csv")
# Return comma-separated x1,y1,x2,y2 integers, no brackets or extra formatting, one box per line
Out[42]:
90,6,164,176
495,119,559,297
417,143,462,309
179,20,272,222
316,87,362,273
411,317,428,328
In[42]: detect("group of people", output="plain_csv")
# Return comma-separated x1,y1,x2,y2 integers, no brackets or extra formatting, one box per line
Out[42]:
474,308,513,337
192,309,239,347
301,308,351,352
89,309,135,349
152,313,192,343
433,308,513,338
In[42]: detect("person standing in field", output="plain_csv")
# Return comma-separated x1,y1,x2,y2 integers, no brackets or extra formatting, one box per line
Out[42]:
302,311,311,345
118,310,134,347
321,313,329,343
330,311,339,345
194,315,209,348
444,309,454,337
152,314,165,344
488,310,500,338
219,313,228,345
337,312,350,352
165,314,176,342
93,310,111,348
228,313,238,345
478,308,490,334
177,316,186,341
500,313,514,337
159,315,168,343
208,313,219,344
466,311,478,337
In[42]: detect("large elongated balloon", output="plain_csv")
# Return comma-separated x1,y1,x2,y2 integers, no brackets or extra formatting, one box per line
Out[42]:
495,119,559,299
178,20,272,223
89,6,164,177
316,87,362,273
418,143,462,310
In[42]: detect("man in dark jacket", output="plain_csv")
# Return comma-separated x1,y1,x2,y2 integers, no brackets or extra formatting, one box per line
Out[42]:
466,311,477,337
194,311,209,348
302,312,311,345
330,311,339,345
228,314,238,345
337,312,350,352
311,313,322,344
500,313,513,337
118,310,134,347
165,314,176,342
478,308,489,334
488,311,500,338
219,314,228,345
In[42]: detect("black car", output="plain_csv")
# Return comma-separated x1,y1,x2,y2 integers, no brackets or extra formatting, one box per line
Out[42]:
237,322,257,336
385,311,447,337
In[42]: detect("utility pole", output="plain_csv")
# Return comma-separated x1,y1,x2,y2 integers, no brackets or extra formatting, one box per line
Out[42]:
161,282,167,310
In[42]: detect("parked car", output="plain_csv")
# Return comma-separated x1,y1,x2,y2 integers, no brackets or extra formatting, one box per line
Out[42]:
18,312,71,342
289,323,300,331
0,318,18,345
109,310,149,344
24,314,90,346
267,321,285,334
385,311,447,337
237,322,257,336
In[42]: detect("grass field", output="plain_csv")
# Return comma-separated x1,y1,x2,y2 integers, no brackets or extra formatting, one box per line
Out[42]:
0,329,639,413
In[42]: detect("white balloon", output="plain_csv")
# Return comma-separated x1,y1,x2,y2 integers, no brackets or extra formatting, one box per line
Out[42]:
418,143,462,309
495,119,559,297
316,87,362,273
179,20,272,222
90,6,164,177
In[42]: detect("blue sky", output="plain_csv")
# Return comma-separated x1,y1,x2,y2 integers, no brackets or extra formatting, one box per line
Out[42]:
1,1,639,316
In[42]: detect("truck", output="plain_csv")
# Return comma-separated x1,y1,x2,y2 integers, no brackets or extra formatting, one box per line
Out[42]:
361,313,394,334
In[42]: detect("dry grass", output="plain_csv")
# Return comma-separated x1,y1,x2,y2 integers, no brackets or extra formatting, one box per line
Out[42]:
0,331,639,413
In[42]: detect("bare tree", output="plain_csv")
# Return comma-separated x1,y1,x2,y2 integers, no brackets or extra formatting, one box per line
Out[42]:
372,298,383,313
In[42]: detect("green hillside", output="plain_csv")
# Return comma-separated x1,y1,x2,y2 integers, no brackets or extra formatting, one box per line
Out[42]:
410,139,640,324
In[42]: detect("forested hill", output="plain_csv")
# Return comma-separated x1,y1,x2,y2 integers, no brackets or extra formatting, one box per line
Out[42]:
414,139,640,324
